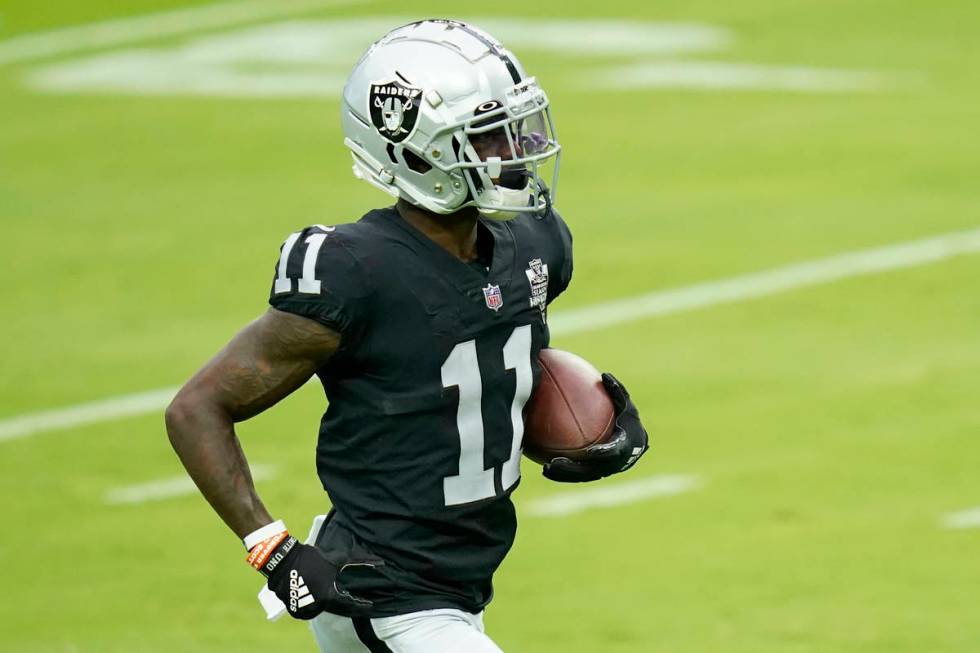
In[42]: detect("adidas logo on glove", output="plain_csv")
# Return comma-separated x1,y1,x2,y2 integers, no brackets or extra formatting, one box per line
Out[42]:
289,570,316,613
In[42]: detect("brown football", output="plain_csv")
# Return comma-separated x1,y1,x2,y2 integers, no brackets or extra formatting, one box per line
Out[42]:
523,348,617,464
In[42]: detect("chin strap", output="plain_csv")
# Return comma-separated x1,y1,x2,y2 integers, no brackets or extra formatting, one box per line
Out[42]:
506,167,552,218
527,172,552,218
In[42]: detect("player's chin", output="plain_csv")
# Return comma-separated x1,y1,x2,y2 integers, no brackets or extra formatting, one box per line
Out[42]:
498,168,528,190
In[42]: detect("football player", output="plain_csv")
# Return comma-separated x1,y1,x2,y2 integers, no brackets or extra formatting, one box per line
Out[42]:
166,19,648,653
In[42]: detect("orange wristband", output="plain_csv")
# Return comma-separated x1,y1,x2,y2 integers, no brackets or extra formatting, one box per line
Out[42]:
246,531,290,570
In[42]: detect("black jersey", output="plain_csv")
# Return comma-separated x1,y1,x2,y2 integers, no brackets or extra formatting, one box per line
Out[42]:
268,206,573,616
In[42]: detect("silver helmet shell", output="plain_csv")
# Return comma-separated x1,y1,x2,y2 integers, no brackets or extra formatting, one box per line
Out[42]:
341,19,560,219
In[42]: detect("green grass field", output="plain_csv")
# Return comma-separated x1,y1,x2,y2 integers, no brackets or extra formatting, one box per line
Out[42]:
2,1,978,651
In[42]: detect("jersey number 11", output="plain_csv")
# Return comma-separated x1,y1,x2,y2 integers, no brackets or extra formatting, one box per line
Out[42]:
441,325,532,506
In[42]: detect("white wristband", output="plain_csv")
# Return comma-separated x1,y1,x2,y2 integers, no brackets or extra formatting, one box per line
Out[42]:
243,519,287,550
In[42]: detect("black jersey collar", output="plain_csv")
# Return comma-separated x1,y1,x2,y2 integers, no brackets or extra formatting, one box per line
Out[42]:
380,206,517,295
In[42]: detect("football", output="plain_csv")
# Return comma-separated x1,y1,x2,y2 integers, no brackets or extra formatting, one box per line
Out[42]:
523,348,617,464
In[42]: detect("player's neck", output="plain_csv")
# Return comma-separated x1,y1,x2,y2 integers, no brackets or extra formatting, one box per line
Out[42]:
395,199,481,263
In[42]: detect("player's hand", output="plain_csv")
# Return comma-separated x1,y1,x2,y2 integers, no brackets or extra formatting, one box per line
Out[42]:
543,373,649,483
250,533,383,620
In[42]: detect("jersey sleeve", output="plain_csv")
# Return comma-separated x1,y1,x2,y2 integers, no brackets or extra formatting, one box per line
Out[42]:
547,209,574,303
268,225,372,349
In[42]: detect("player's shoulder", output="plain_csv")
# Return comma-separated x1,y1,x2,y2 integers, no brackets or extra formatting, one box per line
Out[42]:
499,207,572,259
278,207,393,259
500,207,574,299
269,209,392,301
272,223,357,283
286,217,370,248
268,211,396,337
503,207,571,240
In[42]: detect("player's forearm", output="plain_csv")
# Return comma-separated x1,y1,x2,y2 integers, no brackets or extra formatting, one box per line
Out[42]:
165,392,273,539
163,310,337,539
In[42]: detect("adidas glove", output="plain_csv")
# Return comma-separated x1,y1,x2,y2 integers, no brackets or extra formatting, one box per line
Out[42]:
543,373,650,483
245,521,382,620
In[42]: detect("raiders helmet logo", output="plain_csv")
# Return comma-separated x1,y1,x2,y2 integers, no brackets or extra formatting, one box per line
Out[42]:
369,77,423,143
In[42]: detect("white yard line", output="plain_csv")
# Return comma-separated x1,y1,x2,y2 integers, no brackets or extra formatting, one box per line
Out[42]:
26,19,730,99
941,507,980,530
2,225,979,443
105,463,276,504
594,61,895,92
524,474,702,517
549,226,980,337
0,0,371,65
0,387,179,443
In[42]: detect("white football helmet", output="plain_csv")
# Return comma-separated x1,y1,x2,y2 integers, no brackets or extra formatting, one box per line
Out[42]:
341,19,560,220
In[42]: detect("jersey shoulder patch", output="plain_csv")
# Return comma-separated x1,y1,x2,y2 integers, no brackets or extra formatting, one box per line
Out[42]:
508,209,573,304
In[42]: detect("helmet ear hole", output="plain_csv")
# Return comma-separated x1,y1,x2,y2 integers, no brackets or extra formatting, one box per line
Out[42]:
402,148,432,174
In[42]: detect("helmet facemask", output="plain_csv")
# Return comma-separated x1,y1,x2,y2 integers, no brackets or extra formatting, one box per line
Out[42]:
421,78,561,220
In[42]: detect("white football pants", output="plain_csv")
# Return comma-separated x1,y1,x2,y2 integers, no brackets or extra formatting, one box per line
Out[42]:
301,515,504,652
309,607,504,653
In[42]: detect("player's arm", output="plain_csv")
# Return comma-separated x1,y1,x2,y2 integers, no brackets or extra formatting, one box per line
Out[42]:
166,290,379,619
541,213,647,482
538,211,649,482
165,307,339,539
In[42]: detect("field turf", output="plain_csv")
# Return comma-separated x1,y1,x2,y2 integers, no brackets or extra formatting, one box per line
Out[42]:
1,1,978,651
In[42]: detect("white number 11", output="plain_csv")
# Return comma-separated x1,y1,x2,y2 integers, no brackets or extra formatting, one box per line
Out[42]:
441,325,533,506
274,231,328,294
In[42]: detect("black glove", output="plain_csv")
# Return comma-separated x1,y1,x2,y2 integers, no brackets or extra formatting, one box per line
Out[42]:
257,535,383,620
543,373,649,483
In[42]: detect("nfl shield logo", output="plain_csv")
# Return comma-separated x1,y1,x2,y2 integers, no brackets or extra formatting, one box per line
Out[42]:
483,284,504,312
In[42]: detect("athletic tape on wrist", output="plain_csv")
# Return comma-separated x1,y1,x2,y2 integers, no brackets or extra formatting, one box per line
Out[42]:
243,519,287,550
